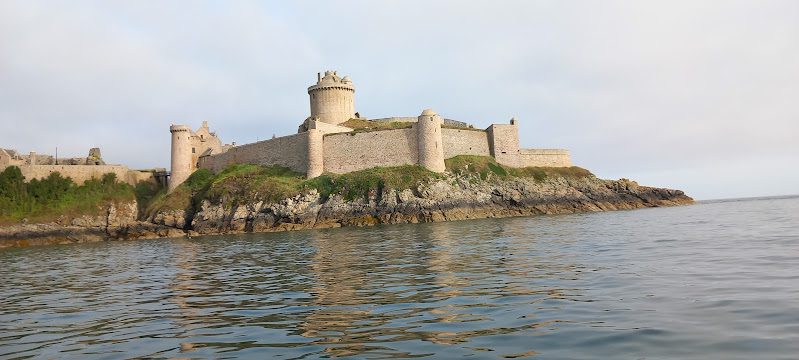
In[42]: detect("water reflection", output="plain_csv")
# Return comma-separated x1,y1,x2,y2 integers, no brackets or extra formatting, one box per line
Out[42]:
3,197,799,358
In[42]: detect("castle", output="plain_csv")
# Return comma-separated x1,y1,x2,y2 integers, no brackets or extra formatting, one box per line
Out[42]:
169,71,572,191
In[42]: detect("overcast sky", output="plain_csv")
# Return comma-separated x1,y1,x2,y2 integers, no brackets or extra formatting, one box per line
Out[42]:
1,1,797,200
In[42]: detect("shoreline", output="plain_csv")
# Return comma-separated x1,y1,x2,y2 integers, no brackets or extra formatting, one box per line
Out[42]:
1,174,693,249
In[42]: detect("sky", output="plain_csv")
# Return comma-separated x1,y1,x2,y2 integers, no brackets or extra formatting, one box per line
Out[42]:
1,1,797,200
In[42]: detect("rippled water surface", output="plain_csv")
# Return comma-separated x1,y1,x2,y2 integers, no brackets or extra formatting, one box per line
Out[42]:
2,196,799,359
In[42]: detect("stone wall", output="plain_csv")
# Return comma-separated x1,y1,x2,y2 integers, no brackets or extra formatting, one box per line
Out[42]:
7,165,156,186
441,128,490,158
488,123,522,168
323,128,419,174
516,149,572,167
198,133,310,173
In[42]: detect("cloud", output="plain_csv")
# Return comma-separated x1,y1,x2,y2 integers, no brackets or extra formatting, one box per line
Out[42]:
1,0,797,199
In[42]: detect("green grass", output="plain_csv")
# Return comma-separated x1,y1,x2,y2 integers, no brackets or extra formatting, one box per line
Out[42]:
339,119,413,133
148,163,442,219
0,166,139,225
304,165,439,201
205,164,306,205
445,155,593,182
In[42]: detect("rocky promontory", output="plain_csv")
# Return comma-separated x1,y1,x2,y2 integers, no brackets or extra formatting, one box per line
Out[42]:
1,157,693,248
152,172,691,235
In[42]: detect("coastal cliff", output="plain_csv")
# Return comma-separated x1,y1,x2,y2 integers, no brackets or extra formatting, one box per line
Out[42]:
0,157,692,248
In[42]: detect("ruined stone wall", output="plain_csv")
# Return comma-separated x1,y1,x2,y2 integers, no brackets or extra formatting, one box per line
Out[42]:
323,128,419,174
516,149,572,167
198,133,310,173
0,151,23,167
441,128,490,158
9,165,156,185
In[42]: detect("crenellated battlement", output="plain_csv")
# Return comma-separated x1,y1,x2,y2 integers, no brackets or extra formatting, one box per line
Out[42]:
307,70,356,125
169,125,190,133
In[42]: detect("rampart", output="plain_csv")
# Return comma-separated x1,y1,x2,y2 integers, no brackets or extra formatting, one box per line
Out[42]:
511,149,572,168
441,128,490,158
323,128,418,174
199,133,310,173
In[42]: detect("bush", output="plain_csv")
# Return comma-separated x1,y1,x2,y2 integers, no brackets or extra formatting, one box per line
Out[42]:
0,166,136,224
304,165,438,201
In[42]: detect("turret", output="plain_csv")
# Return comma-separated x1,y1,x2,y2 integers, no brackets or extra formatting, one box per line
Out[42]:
416,109,445,173
306,129,324,178
169,124,192,191
308,70,355,125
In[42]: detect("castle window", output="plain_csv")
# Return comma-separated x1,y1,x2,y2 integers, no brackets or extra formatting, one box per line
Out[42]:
192,148,196,154
201,135,204,140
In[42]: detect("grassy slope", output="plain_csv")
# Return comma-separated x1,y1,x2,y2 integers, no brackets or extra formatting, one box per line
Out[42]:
147,157,593,216
445,155,593,181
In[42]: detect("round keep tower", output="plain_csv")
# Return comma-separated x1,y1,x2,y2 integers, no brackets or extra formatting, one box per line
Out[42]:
416,109,446,173
169,124,193,192
308,70,355,125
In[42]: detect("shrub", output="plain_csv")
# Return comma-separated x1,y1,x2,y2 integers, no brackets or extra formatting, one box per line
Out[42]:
0,166,136,224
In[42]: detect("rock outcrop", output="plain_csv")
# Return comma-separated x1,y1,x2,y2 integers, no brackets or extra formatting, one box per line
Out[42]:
150,173,693,236
0,201,184,249
1,173,692,249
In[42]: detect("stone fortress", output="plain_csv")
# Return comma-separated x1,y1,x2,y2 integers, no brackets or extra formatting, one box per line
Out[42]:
169,70,572,191
0,147,165,186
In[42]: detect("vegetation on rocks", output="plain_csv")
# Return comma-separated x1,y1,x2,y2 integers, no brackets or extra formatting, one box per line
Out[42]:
445,155,593,181
146,157,597,224
0,166,138,225
305,165,440,201
146,163,442,216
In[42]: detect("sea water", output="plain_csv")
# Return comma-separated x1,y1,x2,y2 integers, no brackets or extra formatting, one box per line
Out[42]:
1,196,798,359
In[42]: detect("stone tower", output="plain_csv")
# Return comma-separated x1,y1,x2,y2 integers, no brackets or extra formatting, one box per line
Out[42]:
416,109,446,173
308,70,355,125
306,129,324,179
169,124,193,191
